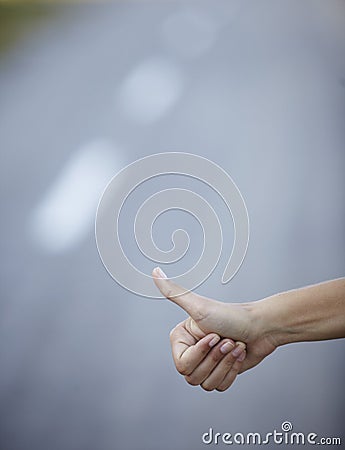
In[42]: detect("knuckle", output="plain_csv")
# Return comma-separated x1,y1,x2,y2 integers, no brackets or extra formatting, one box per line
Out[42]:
164,282,174,299
223,354,236,367
211,351,222,363
184,375,199,386
201,381,214,392
198,344,209,356
175,360,190,376
216,374,236,392
216,385,227,392
169,321,185,341
232,360,241,372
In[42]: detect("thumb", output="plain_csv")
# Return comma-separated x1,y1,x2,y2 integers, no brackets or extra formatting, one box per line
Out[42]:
152,267,212,320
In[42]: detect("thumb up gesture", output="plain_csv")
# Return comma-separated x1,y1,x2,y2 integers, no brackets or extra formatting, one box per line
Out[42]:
152,267,252,392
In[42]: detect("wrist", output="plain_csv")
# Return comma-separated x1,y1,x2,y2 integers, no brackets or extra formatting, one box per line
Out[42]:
236,300,281,346
249,293,298,347
241,278,345,348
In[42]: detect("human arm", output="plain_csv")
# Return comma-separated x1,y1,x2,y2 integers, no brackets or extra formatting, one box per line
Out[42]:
253,277,345,346
152,268,345,388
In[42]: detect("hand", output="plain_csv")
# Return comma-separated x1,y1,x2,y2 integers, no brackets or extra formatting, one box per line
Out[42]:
170,317,246,391
152,267,278,381
153,270,345,391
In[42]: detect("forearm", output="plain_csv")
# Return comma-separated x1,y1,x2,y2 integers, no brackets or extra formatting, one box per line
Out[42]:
254,278,345,346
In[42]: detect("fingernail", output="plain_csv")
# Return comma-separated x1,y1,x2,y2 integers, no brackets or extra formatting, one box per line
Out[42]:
231,343,245,358
237,351,246,362
220,341,234,354
155,267,167,279
209,335,220,347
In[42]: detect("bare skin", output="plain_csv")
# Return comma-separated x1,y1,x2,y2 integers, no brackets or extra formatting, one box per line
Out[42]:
152,268,345,392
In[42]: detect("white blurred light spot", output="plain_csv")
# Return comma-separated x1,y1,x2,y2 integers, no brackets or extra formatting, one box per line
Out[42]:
119,58,183,123
29,140,121,253
160,9,218,58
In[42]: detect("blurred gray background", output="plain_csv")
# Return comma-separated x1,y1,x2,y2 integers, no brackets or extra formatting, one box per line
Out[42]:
0,1,344,449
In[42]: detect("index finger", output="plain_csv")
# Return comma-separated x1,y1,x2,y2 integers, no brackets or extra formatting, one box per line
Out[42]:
170,324,220,376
